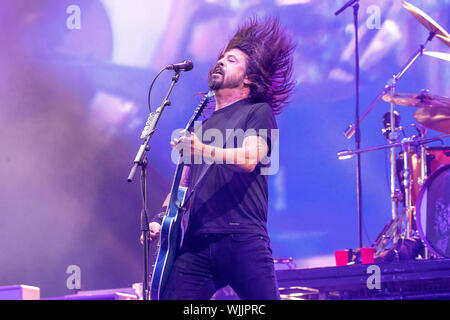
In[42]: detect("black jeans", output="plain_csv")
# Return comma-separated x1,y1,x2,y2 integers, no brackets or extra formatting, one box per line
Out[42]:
161,233,280,300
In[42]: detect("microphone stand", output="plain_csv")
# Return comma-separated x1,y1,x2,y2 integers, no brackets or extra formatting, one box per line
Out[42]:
335,0,363,248
127,70,181,300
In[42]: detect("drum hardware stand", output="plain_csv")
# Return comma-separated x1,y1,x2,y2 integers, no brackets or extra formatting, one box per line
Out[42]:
400,137,416,239
375,111,403,254
338,134,450,259
373,134,426,257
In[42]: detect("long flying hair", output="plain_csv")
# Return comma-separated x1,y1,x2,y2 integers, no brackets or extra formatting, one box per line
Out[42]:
223,16,296,115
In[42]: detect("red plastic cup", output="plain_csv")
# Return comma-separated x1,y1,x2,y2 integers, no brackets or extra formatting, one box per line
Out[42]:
334,250,349,266
360,247,375,264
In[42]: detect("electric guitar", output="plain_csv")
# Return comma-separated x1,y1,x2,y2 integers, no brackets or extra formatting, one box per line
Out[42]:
150,91,214,300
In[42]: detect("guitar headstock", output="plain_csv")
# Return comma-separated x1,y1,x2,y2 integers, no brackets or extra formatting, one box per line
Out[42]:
195,91,214,112
186,91,214,131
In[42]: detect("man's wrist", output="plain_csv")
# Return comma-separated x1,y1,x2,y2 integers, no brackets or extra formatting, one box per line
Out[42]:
151,206,167,225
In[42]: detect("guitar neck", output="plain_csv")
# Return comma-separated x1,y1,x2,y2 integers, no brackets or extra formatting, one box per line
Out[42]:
166,91,214,208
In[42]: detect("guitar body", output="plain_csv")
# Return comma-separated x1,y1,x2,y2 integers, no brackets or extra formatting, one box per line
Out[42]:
150,186,187,300
149,91,213,300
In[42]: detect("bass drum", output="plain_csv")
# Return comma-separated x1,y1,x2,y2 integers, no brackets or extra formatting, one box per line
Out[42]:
416,164,450,258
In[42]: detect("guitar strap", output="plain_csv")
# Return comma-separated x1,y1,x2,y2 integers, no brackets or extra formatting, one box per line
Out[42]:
180,110,247,233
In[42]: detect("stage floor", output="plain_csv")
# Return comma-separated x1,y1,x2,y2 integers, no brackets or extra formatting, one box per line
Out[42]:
30,258,450,300
275,258,450,300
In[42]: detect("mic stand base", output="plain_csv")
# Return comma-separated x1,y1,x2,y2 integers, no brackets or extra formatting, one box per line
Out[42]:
140,158,150,300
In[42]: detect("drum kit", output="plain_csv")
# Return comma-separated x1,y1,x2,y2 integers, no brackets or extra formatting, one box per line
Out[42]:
338,2,450,261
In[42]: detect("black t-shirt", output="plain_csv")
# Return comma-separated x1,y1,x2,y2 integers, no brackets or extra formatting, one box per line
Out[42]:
185,98,278,238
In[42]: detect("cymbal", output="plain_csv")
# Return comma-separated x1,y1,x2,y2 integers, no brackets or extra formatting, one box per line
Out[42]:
423,50,450,62
436,34,450,47
402,1,450,48
414,107,450,134
382,92,450,108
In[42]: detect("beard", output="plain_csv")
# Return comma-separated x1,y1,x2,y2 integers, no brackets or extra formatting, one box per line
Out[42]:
208,72,223,90
208,65,245,90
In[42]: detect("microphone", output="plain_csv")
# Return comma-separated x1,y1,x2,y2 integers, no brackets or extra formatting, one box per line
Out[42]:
165,60,194,72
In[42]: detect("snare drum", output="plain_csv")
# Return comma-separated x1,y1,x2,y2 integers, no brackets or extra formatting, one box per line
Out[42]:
416,164,450,258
